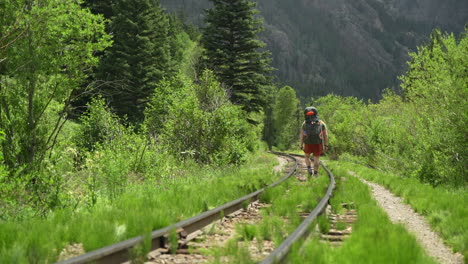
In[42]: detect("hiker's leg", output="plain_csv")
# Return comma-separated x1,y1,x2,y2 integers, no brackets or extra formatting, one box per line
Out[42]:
304,153,311,168
313,155,320,172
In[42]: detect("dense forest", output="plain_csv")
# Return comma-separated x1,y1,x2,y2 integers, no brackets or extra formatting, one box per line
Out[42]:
0,0,466,262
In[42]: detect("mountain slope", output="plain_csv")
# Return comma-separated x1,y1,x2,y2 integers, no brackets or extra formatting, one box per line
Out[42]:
159,0,467,100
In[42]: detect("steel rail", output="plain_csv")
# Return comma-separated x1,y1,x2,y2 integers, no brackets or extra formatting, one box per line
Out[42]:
260,157,336,264
57,153,297,264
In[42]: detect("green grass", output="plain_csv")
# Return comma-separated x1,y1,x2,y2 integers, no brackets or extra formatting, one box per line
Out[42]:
207,166,331,263
288,164,437,264
0,152,281,263
333,160,468,261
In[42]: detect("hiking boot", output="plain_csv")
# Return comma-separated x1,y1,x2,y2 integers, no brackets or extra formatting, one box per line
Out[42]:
313,171,319,177
307,167,313,175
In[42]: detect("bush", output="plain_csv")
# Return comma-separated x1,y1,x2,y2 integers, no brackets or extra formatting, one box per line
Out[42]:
272,86,301,150
315,95,371,158
74,97,127,153
146,70,257,165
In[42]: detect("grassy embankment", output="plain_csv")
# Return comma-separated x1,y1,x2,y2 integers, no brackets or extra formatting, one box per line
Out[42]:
333,160,468,261
0,152,281,263
288,162,438,263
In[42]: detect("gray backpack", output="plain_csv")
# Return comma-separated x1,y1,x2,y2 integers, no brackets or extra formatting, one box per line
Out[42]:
303,119,323,144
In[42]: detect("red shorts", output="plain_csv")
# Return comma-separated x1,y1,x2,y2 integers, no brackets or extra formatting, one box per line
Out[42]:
304,144,323,156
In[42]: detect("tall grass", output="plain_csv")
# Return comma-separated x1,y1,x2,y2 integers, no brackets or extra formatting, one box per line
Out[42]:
288,164,436,263
334,160,468,260
208,166,330,262
0,153,279,263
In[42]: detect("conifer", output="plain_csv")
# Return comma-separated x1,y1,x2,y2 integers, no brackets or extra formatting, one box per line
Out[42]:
202,0,273,113
95,0,174,123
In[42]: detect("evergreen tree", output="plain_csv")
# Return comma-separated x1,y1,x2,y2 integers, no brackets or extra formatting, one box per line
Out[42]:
202,0,273,114
95,0,174,123
82,0,114,19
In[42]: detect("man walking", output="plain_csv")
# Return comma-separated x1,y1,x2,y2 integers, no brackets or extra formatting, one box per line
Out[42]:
300,107,328,176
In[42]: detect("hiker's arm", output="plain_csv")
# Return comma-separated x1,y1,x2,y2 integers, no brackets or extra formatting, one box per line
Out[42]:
299,127,304,150
321,121,329,152
323,129,329,151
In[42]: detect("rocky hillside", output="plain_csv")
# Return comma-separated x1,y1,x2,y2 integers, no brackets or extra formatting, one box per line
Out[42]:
159,0,467,101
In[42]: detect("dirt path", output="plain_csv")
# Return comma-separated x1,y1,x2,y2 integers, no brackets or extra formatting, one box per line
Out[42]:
349,171,464,264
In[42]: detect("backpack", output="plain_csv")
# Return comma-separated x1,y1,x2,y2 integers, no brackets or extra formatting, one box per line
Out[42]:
303,119,323,144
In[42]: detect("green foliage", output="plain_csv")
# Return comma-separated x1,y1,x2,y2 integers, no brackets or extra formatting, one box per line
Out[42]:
272,86,301,150
399,28,467,185
261,85,276,150
317,214,330,234
313,29,467,186
315,95,370,158
0,152,278,263
235,224,257,241
145,70,257,165
80,100,121,147
93,0,175,123
0,0,110,217
0,0,111,173
167,14,203,80
202,0,273,113
74,97,126,152
288,164,436,264
336,161,468,260
0,130,6,177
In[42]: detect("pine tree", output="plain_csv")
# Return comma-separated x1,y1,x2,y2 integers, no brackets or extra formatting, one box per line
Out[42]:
202,0,273,114
82,0,114,19
95,0,174,123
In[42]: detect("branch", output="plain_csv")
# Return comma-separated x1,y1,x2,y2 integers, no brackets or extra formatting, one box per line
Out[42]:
0,27,27,50
35,82,60,127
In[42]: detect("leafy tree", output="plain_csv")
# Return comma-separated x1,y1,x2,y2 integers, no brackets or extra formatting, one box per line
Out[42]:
94,0,174,123
0,0,110,174
272,86,300,150
315,95,369,158
262,85,277,150
314,28,467,186
145,70,256,164
74,97,126,152
400,28,467,185
166,14,203,79
202,0,273,114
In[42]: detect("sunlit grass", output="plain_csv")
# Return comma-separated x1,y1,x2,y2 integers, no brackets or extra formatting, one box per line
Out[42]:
0,152,280,263
207,165,330,262
288,164,437,264
332,160,468,260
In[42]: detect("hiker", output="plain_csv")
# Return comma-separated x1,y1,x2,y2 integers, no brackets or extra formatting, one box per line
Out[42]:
299,107,328,176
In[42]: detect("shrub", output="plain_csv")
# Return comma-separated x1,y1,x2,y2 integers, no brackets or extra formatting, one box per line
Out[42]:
146,70,257,165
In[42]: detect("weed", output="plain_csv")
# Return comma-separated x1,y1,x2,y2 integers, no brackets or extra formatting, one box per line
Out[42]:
335,221,347,231
317,214,330,234
168,228,179,254
236,224,257,241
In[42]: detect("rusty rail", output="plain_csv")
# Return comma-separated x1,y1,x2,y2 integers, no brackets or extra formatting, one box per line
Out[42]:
57,153,297,264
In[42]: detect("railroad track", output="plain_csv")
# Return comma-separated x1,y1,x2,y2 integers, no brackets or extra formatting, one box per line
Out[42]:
58,152,335,264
